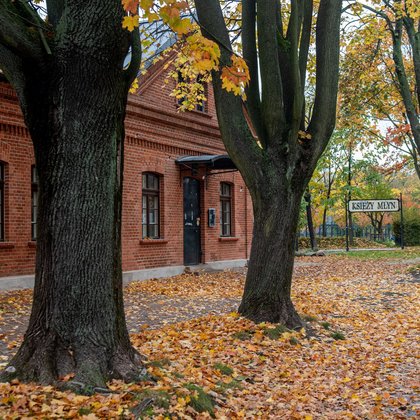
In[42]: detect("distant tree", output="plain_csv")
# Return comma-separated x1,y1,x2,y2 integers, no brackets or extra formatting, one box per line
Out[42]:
310,130,349,236
341,1,420,179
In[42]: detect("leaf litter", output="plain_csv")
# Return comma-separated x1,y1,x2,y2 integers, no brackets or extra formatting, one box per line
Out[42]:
0,255,419,418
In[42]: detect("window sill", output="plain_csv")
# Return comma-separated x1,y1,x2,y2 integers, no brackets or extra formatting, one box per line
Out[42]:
219,237,239,242
0,242,15,249
189,109,212,118
140,239,168,245
28,241,37,248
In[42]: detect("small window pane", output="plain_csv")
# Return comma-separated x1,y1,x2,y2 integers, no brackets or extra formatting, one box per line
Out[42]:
142,172,160,239
220,183,233,237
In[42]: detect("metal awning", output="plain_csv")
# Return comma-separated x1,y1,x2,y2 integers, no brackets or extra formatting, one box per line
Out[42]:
175,154,237,170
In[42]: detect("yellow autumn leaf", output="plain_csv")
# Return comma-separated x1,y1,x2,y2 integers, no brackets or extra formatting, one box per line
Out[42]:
122,15,139,32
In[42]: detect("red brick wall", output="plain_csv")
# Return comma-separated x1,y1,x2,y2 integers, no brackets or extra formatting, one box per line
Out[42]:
0,83,36,276
0,62,253,279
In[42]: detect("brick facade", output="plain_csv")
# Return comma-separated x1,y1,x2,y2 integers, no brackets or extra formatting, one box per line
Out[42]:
0,60,253,280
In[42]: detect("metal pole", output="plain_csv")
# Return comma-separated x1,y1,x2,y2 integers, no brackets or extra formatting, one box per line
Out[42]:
345,196,349,252
400,193,404,250
347,141,354,246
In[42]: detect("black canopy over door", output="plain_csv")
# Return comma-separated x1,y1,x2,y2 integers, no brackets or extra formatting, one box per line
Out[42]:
183,177,201,265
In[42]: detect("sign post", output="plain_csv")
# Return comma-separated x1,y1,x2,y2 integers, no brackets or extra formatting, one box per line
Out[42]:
400,193,404,250
345,196,349,252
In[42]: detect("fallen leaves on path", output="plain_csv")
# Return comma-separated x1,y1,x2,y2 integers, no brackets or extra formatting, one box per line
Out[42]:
0,256,418,418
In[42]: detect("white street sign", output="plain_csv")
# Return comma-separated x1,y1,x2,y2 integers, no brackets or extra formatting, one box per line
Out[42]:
348,199,400,213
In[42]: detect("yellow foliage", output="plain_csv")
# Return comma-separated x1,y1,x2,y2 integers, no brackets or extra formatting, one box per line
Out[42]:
221,55,250,98
122,15,139,32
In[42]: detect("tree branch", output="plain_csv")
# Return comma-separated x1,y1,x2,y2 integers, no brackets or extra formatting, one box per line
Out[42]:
46,0,65,28
242,0,265,144
299,0,313,90
194,0,263,190
284,0,304,131
307,0,342,161
0,44,25,90
124,28,142,89
402,16,420,109
257,0,286,142
392,17,420,154
0,0,45,63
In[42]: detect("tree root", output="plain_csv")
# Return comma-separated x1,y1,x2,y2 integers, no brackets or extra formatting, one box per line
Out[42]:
238,297,303,330
0,334,148,389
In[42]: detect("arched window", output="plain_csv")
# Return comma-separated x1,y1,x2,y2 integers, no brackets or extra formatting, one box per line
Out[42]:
142,173,160,239
220,182,233,236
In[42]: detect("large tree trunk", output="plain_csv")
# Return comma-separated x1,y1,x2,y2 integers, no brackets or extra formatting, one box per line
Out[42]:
0,1,143,387
194,0,342,328
239,189,303,328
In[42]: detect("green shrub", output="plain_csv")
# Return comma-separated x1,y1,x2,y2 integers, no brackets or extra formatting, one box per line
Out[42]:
394,208,420,246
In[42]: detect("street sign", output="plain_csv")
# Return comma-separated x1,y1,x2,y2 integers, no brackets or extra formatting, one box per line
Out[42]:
348,199,400,213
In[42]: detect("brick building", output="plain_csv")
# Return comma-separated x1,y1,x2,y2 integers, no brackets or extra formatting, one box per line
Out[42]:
0,57,253,285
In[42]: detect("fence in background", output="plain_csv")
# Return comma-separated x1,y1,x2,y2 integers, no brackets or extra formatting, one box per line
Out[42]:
300,223,394,242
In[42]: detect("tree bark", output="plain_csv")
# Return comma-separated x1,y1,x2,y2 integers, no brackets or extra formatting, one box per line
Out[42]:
0,1,144,387
238,188,303,328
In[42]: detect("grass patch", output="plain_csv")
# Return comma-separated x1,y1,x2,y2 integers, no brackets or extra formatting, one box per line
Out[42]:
131,389,171,418
334,247,420,260
289,337,300,345
213,362,233,376
216,379,243,394
320,321,331,330
183,383,215,418
147,358,171,368
301,314,318,322
232,330,254,341
78,407,91,416
134,389,171,410
407,264,420,273
263,324,289,339
331,331,346,340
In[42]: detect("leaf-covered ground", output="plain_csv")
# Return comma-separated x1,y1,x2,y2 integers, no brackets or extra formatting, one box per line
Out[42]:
0,253,419,419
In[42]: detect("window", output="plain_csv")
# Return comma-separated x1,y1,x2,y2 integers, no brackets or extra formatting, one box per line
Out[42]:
142,173,160,239
31,166,38,240
220,183,232,236
0,162,4,241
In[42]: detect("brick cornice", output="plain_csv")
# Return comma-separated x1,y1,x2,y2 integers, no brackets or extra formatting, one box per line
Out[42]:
126,136,225,157
126,99,220,138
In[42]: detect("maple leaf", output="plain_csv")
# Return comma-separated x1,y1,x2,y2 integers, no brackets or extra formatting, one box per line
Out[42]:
122,0,138,14
122,15,139,32
221,55,250,98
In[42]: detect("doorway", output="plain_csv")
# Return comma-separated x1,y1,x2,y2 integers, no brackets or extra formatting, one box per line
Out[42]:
183,177,201,265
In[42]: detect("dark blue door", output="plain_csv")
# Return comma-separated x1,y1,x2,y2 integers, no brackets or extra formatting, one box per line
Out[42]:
183,177,201,265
